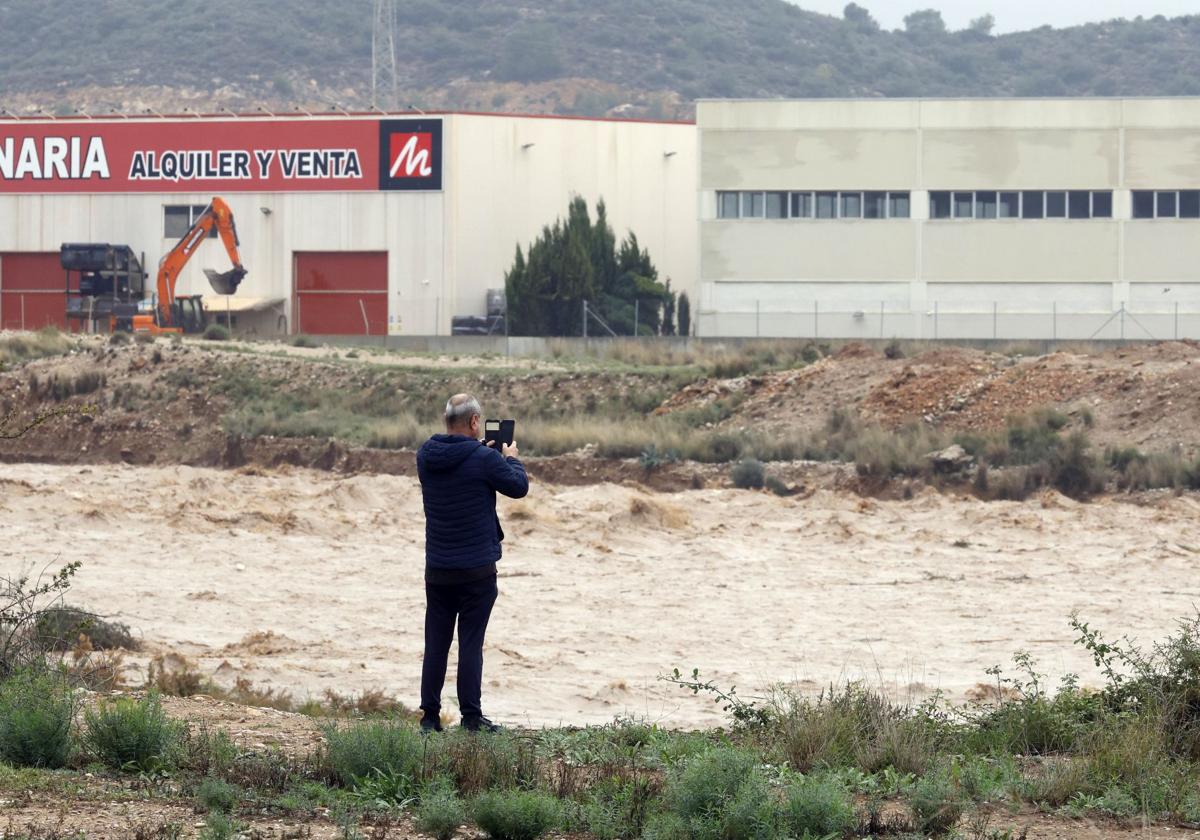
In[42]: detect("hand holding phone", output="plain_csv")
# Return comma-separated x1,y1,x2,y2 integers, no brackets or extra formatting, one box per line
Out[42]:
484,419,516,454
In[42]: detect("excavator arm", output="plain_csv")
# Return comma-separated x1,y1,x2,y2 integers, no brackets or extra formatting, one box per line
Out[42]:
154,197,246,326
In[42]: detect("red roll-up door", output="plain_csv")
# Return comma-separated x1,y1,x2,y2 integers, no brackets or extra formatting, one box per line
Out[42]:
293,252,387,336
0,253,67,331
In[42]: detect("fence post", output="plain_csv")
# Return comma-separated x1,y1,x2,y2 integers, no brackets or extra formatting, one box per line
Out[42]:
21,294,25,331
634,299,639,338
1120,302,1125,341
880,301,885,339
813,300,819,339
582,299,588,340
934,301,938,341
993,301,998,340
1052,301,1057,343
1176,302,1180,341
358,298,370,337
755,300,760,338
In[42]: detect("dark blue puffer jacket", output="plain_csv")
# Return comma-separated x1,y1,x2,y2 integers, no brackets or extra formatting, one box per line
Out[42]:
416,434,529,570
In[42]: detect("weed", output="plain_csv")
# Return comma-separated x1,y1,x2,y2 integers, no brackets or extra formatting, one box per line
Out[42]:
34,606,137,652
764,474,792,496
195,776,240,812
82,692,184,772
472,789,564,840
0,668,75,768
203,324,231,342
0,328,74,366
578,774,659,839
781,772,856,837
197,810,243,840
416,780,467,840
109,331,131,346
730,458,765,490
322,720,423,794
290,334,319,348
908,765,966,835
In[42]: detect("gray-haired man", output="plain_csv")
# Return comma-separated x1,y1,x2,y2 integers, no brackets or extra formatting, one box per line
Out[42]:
415,393,528,732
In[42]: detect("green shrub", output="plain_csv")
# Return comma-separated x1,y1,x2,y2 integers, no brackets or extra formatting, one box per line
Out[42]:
730,458,765,489
429,728,539,794
0,668,75,768
764,474,791,496
203,323,232,341
417,781,467,840
717,773,778,840
197,776,240,813
1018,757,1089,807
580,775,659,839
290,334,318,348
640,812,690,840
908,766,965,835
109,330,132,346
198,809,243,840
34,606,137,651
82,692,183,771
668,747,759,819
782,773,856,837
323,720,423,793
471,789,564,840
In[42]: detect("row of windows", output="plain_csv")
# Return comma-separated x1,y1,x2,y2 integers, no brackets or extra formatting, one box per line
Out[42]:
717,190,1200,221
929,190,1113,220
1132,190,1200,219
718,191,912,220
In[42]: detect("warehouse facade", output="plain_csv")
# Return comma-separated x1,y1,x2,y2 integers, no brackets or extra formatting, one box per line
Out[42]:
0,112,696,336
698,98,1200,340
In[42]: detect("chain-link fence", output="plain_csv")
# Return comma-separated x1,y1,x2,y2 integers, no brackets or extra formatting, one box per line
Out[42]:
696,302,1200,342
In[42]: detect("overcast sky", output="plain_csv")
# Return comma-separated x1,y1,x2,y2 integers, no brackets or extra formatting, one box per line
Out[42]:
791,0,1199,33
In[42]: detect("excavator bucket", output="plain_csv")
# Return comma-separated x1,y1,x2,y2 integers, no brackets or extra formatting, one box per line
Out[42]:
204,266,247,296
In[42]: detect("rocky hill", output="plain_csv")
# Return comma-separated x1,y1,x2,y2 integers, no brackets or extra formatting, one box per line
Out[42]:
0,1,1198,119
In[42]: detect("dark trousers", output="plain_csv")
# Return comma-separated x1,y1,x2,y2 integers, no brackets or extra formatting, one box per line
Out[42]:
420,574,498,720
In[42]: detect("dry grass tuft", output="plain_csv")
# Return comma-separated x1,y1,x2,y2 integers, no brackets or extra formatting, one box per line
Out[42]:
626,494,690,529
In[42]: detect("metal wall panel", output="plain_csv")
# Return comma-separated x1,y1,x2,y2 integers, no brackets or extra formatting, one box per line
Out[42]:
293,251,387,336
0,252,66,330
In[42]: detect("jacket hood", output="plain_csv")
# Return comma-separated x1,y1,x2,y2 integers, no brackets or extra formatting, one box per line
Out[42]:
418,434,483,473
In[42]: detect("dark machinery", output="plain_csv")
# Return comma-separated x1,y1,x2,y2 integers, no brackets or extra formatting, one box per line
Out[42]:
62,244,147,332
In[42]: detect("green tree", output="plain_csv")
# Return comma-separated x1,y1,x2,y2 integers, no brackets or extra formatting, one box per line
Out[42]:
678,292,692,337
495,22,565,82
969,13,996,36
903,9,947,40
504,198,674,337
843,3,879,33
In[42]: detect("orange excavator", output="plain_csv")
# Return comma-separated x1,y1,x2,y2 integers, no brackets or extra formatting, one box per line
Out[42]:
132,197,247,335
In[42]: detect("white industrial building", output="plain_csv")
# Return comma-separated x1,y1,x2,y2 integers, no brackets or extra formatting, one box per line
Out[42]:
0,111,696,336
698,98,1200,340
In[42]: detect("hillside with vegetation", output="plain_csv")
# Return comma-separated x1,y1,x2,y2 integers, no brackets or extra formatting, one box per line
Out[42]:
0,1,1199,118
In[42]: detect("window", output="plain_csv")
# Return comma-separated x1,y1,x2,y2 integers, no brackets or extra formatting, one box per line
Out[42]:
1092,192,1113,218
864,191,886,219
765,192,787,219
1181,190,1200,219
1068,191,1091,219
790,192,813,218
717,192,740,219
998,192,1019,218
953,192,974,219
816,192,837,219
164,204,218,239
975,191,998,219
930,191,952,219
741,192,764,218
1133,191,1155,219
839,191,863,219
1021,191,1044,219
1046,192,1067,218
1157,191,1178,219
889,192,911,218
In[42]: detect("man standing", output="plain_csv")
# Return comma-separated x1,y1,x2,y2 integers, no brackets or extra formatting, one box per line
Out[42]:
416,393,528,733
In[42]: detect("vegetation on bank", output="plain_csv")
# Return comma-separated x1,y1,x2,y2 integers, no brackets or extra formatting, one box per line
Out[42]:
2,0,1200,112
7,561,1200,837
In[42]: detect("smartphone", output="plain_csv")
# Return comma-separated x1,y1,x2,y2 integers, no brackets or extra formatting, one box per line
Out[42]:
484,419,515,448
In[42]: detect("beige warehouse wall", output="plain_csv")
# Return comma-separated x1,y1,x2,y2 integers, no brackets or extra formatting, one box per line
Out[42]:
921,130,1118,189
1125,130,1200,189
923,222,1119,283
446,114,697,328
1125,222,1200,282
701,130,919,190
701,221,916,281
